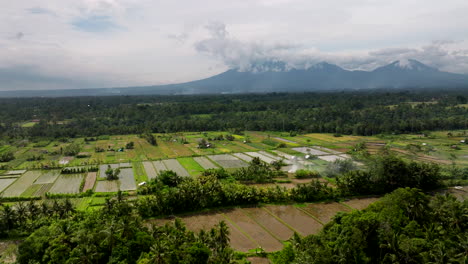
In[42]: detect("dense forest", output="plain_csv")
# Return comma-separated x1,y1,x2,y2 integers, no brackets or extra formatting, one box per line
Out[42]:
0,89,467,139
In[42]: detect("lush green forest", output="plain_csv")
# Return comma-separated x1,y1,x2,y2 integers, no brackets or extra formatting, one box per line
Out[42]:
0,90,467,139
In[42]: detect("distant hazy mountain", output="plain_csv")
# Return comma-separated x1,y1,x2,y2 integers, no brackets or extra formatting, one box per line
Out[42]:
1,59,467,97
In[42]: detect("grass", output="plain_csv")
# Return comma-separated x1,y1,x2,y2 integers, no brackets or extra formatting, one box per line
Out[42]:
178,157,205,176
132,161,148,183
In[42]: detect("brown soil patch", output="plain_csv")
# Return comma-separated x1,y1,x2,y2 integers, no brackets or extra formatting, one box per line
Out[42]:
82,172,97,192
247,257,271,264
343,198,379,210
223,210,283,252
302,202,351,224
242,207,294,241
264,205,322,236
391,148,451,164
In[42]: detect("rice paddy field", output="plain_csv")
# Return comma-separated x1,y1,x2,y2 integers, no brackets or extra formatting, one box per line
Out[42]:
208,154,248,168
150,198,379,252
48,174,85,194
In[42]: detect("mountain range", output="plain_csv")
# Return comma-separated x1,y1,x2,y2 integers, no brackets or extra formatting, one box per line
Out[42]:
1,59,467,97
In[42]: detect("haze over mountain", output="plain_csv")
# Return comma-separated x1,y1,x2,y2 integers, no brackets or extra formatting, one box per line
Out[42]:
0,59,467,97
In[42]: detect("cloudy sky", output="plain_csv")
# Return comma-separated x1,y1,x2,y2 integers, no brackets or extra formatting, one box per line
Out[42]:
1,0,468,90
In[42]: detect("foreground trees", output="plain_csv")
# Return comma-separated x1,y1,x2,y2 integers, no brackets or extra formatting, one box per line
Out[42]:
272,188,468,264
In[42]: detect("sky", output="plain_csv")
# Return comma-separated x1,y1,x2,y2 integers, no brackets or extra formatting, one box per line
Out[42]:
1,0,468,90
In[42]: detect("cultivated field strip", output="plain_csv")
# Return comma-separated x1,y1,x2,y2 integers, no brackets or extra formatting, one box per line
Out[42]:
317,155,347,162
35,170,60,184
272,150,293,159
95,180,119,192
49,174,85,194
208,154,248,168
82,172,97,192
193,157,218,169
119,162,132,168
99,164,119,178
34,183,54,196
342,198,379,210
292,147,330,156
0,178,16,193
232,153,253,162
1,170,26,176
142,161,158,179
153,200,377,252
162,159,190,177
245,152,277,164
152,161,167,174
1,171,41,197
118,168,137,191
259,151,280,160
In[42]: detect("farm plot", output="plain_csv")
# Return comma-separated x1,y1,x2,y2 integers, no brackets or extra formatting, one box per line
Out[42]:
264,205,322,236
193,157,218,169
245,152,277,164
292,147,330,156
343,198,379,210
34,183,54,196
302,202,351,224
35,170,60,184
1,170,26,176
99,164,119,178
142,161,158,179
208,154,248,168
118,168,137,191
94,180,119,193
233,153,253,162
82,172,97,192
178,157,205,176
223,210,283,252
119,162,132,168
241,207,294,241
181,212,258,252
163,159,190,177
0,178,16,193
152,161,167,173
49,174,85,194
1,171,41,197
317,155,348,162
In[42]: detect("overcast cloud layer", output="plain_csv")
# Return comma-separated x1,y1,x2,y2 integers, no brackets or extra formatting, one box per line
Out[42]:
1,0,468,90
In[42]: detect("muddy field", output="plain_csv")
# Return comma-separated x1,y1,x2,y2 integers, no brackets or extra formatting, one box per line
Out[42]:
142,161,157,179
342,197,380,210
193,157,218,169
163,159,190,177
208,154,248,168
82,172,97,192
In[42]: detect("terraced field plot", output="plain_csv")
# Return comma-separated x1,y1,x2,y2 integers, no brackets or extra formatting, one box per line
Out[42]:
152,161,167,173
142,161,158,179
35,170,60,184
245,152,278,164
208,154,247,168
241,207,294,241
118,168,137,191
0,178,16,193
1,171,41,197
82,172,97,192
263,205,322,236
302,203,351,224
233,152,253,162
343,198,379,210
292,147,330,156
49,174,85,194
193,157,218,169
178,157,205,176
94,180,119,192
317,155,348,162
163,159,190,177
1,170,26,176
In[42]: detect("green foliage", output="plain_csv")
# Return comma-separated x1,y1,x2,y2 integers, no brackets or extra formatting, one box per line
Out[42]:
0,150,15,162
233,157,284,183
324,159,357,178
295,169,320,179
272,188,468,264
63,143,80,156
125,141,135,149
140,132,157,146
105,165,120,180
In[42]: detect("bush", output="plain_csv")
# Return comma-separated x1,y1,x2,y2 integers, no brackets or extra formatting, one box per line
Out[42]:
295,169,320,179
0,151,15,162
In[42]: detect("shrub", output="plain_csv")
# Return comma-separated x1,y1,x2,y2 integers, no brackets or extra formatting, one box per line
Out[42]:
295,169,320,179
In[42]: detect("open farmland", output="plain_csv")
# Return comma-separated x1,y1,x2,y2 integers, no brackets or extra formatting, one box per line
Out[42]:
48,174,85,194
94,180,119,193
34,170,60,184
151,199,374,252
0,178,16,193
152,161,167,173
82,172,97,192
142,161,158,179
163,159,190,177
118,168,137,191
193,156,218,169
245,152,278,164
1,171,41,197
177,157,205,176
292,147,330,156
232,152,253,162
208,154,247,168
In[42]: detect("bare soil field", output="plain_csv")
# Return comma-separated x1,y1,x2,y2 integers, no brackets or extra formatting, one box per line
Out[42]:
241,207,294,241
302,202,351,224
223,210,283,252
263,205,322,236
343,198,379,210
82,172,97,192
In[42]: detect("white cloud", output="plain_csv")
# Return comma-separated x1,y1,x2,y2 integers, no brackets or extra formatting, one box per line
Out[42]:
0,0,468,90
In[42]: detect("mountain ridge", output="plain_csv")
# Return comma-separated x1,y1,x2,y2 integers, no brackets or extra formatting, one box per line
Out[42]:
1,59,467,97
